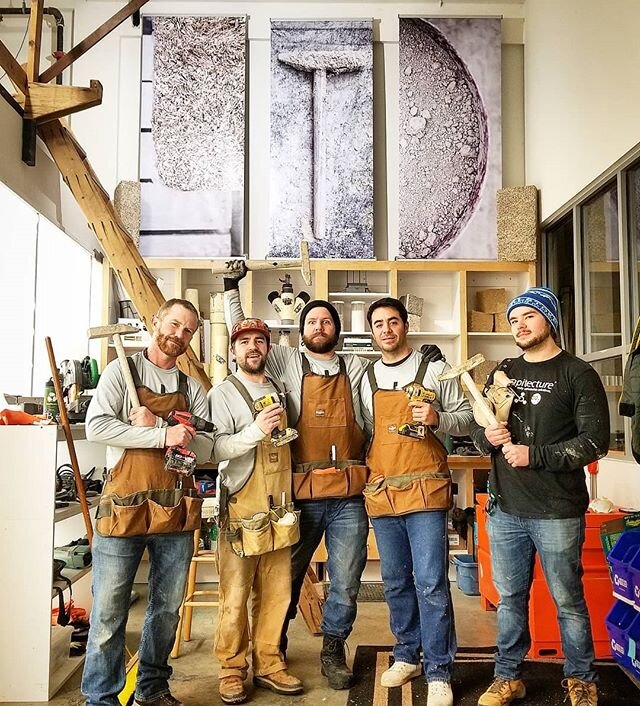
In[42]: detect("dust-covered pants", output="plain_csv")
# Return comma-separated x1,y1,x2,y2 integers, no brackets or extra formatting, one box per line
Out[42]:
215,539,291,679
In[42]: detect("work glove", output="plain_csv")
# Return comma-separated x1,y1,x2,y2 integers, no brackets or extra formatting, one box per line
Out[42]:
222,260,248,291
420,343,445,363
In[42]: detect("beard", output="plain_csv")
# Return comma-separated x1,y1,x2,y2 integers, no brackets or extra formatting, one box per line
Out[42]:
238,352,267,374
516,325,552,351
156,332,189,357
303,332,339,354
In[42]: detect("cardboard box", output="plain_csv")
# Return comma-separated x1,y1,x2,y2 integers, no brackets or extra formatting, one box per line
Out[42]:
468,310,494,332
476,288,508,314
400,294,424,317
494,313,511,333
408,313,422,332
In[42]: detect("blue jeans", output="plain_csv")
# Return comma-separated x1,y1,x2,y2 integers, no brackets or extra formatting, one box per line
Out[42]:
285,497,368,642
82,531,194,706
487,505,596,682
372,510,456,682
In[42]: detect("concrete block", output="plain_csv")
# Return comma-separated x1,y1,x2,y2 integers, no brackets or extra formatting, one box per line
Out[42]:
497,185,538,262
476,288,508,314
468,310,494,332
471,359,498,386
494,313,511,333
408,313,422,332
400,294,424,317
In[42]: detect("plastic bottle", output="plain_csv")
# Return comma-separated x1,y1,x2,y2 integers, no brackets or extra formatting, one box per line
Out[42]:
44,378,59,421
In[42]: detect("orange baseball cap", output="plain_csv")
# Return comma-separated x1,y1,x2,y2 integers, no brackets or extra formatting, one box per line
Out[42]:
230,318,271,345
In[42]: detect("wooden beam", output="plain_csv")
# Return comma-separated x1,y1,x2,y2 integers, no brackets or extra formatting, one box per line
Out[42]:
27,0,44,83
38,118,206,387
0,40,29,95
16,80,103,123
39,0,150,84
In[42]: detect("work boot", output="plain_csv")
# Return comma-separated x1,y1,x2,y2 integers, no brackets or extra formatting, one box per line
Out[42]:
135,693,183,706
253,669,303,695
563,678,598,706
477,677,526,706
320,634,354,690
218,676,247,705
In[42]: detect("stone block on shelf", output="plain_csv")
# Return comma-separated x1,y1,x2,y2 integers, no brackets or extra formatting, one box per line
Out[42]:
476,288,508,314
494,313,511,333
468,310,494,332
408,313,422,332
400,294,424,317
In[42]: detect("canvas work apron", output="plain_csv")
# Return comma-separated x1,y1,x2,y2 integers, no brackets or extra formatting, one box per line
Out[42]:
290,356,368,500
222,375,300,557
95,358,202,537
363,360,452,517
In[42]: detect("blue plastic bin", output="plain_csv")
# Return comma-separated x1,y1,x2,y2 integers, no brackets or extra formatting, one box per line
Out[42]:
628,545,640,610
625,612,640,679
452,555,480,596
605,600,636,667
608,532,640,601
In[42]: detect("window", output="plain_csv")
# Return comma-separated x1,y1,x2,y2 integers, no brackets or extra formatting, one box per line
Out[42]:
627,161,640,327
544,215,575,354
590,358,625,454
581,183,621,354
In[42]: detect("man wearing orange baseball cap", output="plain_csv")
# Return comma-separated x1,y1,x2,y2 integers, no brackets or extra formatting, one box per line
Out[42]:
208,318,303,704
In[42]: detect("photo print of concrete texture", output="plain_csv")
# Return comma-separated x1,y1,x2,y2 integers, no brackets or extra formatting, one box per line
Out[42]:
398,18,501,259
139,16,245,258
269,21,374,259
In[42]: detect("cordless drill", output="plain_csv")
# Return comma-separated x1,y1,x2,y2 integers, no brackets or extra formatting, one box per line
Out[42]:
164,410,215,476
253,393,298,447
398,382,437,439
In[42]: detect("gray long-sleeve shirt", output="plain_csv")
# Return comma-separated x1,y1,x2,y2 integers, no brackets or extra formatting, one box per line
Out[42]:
86,351,213,469
360,349,474,442
208,372,283,494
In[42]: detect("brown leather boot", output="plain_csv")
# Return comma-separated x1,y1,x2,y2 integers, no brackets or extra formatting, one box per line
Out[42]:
218,676,247,705
563,678,598,706
253,669,304,695
477,677,526,706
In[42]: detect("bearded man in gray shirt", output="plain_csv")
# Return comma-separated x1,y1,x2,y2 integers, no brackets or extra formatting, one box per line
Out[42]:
83,299,213,706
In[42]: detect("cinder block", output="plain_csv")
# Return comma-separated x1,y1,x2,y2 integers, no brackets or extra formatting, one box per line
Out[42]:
408,313,422,332
400,294,424,317
471,359,498,386
497,185,538,262
494,314,512,333
468,310,494,332
476,288,508,314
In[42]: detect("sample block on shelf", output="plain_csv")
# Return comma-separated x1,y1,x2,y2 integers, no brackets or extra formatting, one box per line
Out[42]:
476,288,508,314
400,293,424,316
494,313,511,333
408,313,422,332
468,310,494,332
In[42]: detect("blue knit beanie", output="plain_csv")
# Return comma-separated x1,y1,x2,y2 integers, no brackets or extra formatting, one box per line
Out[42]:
506,287,560,332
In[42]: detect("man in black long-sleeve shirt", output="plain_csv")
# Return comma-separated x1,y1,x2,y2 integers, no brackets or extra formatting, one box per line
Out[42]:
470,287,608,706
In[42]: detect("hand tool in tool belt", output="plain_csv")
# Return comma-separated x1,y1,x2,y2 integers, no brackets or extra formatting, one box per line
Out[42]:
254,392,299,446
398,382,436,439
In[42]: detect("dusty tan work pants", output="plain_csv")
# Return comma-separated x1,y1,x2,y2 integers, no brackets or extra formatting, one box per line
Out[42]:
214,539,291,679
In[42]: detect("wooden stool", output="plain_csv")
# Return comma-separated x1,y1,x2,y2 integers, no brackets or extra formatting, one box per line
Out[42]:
171,529,219,658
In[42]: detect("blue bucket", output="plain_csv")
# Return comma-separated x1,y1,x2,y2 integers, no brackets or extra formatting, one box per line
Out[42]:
452,555,480,596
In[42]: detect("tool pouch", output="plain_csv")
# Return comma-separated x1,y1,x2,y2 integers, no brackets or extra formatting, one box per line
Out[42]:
226,504,300,558
363,472,452,518
95,489,203,537
292,462,368,500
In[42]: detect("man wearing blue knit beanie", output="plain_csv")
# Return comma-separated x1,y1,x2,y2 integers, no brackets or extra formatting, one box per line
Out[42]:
470,286,609,706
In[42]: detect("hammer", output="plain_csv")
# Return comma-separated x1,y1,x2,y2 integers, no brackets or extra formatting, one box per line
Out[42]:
278,49,370,242
88,324,141,407
438,354,500,427
210,239,312,287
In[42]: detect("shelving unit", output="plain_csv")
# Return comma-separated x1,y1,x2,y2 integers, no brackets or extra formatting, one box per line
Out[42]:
0,425,104,702
103,259,536,373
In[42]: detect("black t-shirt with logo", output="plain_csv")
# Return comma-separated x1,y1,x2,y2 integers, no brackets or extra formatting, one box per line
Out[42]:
473,350,610,519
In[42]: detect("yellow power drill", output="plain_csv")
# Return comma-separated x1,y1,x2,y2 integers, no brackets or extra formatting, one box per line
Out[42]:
398,382,437,439
253,392,299,447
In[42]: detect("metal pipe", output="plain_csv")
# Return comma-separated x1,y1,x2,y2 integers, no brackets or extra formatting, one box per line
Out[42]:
0,6,65,83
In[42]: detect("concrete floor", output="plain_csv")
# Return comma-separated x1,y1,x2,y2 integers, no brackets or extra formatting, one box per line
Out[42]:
27,574,497,706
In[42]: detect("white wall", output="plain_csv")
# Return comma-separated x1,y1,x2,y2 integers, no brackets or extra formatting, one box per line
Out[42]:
524,0,640,220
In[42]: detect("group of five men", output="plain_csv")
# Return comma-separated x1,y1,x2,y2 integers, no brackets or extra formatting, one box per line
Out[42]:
83,274,608,706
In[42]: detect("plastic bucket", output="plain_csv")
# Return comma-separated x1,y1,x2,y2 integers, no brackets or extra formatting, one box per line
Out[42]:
452,555,480,596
